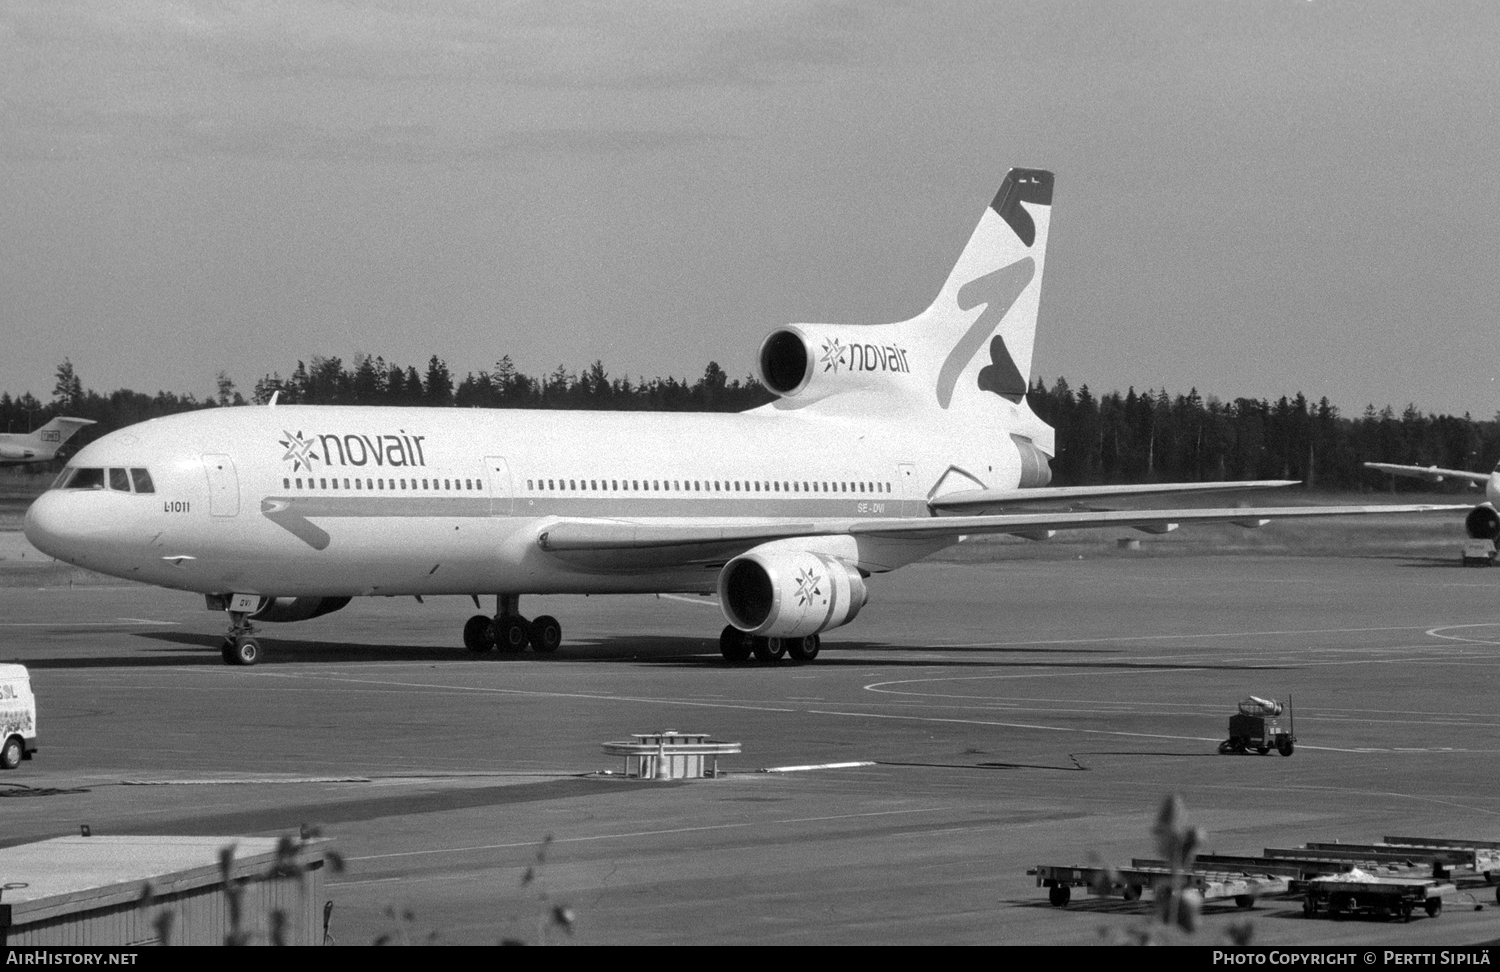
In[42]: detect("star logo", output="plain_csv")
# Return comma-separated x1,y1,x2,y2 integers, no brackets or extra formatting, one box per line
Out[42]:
820,337,846,373
794,567,823,607
278,430,320,472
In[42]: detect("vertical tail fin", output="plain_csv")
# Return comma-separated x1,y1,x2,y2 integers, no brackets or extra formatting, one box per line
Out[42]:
909,168,1053,411
32,417,96,446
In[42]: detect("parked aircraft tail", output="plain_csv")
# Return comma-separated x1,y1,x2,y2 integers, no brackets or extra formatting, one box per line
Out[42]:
0,417,95,464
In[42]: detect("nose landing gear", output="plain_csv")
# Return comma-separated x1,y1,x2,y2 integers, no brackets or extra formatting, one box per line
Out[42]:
220,611,262,666
463,596,564,656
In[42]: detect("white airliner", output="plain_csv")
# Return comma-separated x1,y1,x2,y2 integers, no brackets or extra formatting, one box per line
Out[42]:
1364,461,1500,542
23,169,1462,666
0,417,94,466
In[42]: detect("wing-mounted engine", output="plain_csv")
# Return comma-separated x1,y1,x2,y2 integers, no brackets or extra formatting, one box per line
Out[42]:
758,324,917,405
717,545,867,637
249,596,353,623
1466,503,1500,541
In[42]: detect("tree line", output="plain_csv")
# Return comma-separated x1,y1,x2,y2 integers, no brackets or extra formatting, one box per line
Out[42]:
3,357,1495,493
1028,378,1499,492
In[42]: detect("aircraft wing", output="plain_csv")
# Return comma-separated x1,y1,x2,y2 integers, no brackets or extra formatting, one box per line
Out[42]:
928,479,1296,513
1363,462,1491,485
536,503,1467,552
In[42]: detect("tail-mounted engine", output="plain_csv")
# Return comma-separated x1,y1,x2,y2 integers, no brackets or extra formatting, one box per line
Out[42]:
1466,503,1500,541
758,324,915,404
718,546,867,638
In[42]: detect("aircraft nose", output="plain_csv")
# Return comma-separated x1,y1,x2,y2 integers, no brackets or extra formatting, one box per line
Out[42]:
23,490,82,562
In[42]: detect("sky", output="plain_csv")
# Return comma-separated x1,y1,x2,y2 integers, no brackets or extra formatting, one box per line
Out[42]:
2,0,1497,417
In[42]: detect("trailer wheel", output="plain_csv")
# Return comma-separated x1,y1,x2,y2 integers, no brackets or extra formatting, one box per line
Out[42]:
1122,884,1141,901
1048,885,1071,907
0,736,21,770
1234,894,1255,909
1425,898,1443,918
1255,746,1270,755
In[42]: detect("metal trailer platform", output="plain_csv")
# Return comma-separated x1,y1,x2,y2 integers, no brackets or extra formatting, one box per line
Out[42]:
1294,874,1456,922
1031,833,1500,912
1026,863,1289,908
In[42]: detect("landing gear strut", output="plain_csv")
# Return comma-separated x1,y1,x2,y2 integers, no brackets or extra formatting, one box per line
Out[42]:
220,611,262,666
463,595,563,656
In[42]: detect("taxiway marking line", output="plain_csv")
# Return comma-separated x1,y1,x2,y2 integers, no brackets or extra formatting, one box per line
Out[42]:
341,805,954,866
0,619,179,626
934,624,1453,649
241,670,801,713
803,708,1486,752
1427,623,1500,645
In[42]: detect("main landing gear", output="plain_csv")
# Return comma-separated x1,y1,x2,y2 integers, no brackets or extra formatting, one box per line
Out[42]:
719,625,820,664
464,594,562,656
220,611,262,666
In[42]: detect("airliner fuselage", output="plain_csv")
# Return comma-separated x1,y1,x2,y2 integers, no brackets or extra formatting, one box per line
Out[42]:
25,401,1010,599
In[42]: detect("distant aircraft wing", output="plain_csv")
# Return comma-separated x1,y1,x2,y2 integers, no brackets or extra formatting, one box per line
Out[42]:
536,503,1468,552
1363,462,1491,485
928,480,1296,513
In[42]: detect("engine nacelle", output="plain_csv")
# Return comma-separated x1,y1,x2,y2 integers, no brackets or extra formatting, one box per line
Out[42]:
1466,503,1500,541
718,547,867,638
0,445,35,461
757,324,915,403
250,596,353,623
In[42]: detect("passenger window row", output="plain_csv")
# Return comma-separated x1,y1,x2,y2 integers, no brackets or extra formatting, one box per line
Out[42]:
55,467,155,493
524,477,892,495
283,476,483,492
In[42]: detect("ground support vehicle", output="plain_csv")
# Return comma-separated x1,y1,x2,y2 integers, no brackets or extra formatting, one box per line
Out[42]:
0,664,37,770
1219,712,1295,755
1461,539,1496,566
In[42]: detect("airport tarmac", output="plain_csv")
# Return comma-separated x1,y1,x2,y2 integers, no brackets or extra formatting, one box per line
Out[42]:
2,538,1499,945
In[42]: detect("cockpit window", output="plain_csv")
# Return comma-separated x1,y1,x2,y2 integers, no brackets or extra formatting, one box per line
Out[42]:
60,467,106,490
108,468,130,491
130,468,155,493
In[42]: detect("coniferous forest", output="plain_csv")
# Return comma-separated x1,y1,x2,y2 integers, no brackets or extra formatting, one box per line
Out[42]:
3,356,1496,494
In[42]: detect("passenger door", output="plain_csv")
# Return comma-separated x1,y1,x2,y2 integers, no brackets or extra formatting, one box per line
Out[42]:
203,455,240,517
486,456,514,516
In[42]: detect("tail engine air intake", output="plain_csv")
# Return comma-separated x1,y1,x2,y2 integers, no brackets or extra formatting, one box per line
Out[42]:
757,324,914,404
718,547,867,638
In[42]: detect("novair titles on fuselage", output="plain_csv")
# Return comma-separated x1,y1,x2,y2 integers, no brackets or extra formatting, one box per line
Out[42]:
279,429,428,474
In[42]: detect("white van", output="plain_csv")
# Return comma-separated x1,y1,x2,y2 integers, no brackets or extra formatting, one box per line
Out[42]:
0,664,37,770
